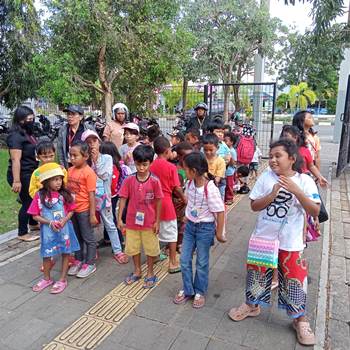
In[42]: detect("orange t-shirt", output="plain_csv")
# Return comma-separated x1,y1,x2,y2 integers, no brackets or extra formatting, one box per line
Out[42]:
67,165,97,213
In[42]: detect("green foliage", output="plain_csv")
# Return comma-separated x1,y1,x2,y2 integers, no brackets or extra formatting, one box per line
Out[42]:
0,0,42,107
276,93,290,111
288,82,317,110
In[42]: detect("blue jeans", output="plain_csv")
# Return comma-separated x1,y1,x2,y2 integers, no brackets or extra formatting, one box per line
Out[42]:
180,220,215,296
99,206,122,254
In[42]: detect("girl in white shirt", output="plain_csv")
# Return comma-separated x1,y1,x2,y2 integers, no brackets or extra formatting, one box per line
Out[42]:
228,138,321,346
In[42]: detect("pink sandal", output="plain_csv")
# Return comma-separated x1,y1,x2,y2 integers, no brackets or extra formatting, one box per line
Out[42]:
33,278,54,292
50,280,67,294
228,303,260,321
114,252,129,264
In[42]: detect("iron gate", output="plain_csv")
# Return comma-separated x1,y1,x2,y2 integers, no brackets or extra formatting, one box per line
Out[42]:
336,75,350,177
207,82,277,157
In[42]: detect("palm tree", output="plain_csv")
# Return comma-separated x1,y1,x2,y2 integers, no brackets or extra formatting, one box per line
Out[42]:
288,82,317,110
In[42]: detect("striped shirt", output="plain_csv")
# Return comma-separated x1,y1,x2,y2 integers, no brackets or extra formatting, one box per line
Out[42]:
185,180,225,223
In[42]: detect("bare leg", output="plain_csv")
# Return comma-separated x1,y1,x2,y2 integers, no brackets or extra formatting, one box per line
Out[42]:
43,257,52,280
132,254,142,277
168,242,179,269
146,255,155,278
59,254,70,281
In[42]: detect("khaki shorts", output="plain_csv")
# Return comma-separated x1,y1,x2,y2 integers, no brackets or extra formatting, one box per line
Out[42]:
125,229,160,257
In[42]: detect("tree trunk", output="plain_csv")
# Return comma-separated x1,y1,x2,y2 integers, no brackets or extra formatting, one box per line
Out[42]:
182,77,188,115
223,85,230,122
233,86,241,112
104,91,113,121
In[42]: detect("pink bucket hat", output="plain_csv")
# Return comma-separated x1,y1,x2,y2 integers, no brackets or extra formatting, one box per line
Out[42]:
81,129,101,142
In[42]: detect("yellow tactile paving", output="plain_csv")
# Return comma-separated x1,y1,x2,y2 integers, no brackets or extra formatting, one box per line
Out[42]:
43,161,268,349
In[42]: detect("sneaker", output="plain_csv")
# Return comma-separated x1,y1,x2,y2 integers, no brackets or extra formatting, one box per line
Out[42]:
293,320,316,346
76,264,96,278
67,260,83,276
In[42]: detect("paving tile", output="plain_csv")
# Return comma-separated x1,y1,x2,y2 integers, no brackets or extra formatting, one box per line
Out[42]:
206,338,254,350
168,329,209,350
328,318,350,350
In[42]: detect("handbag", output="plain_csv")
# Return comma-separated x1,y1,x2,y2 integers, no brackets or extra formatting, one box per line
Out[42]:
247,201,291,269
318,195,328,223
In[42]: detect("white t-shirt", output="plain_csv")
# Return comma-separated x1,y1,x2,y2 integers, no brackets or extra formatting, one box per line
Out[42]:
249,168,320,251
119,142,140,173
251,147,262,163
185,180,225,223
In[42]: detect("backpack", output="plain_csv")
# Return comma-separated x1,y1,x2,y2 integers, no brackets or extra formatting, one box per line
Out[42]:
236,135,255,165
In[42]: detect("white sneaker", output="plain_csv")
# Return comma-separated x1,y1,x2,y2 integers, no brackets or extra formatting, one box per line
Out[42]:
76,264,96,278
67,260,82,276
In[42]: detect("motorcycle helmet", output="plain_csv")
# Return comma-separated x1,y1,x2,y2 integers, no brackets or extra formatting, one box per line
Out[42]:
112,103,129,120
194,102,208,111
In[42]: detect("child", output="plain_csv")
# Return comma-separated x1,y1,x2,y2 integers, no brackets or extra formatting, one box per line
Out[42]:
150,136,187,273
173,152,225,308
28,163,80,294
224,133,238,205
202,133,226,200
228,139,320,346
119,123,140,173
167,130,185,146
185,128,201,151
29,140,68,198
118,145,164,289
207,118,231,165
234,165,250,194
82,130,129,264
172,142,193,252
249,145,262,181
280,125,328,186
99,141,131,248
67,141,99,278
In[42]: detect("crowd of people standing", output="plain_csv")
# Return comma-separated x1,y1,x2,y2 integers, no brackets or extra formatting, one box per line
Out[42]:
6,102,327,346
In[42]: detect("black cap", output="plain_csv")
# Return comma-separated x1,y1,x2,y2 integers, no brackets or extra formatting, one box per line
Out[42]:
63,104,84,115
167,130,185,141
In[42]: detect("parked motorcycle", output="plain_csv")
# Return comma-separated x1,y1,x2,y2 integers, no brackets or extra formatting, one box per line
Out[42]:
85,114,106,139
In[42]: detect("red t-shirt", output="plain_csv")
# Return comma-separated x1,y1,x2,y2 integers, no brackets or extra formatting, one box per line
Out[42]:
299,146,313,174
150,158,180,221
28,191,76,216
111,165,120,197
118,173,164,230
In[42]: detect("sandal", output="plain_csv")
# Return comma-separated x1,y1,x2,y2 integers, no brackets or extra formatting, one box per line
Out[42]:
173,290,192,305
18,234,39,242
124,273,141,285
168,266,181,274
32,278,54,292
143,275,158,289
228,303,260,321
293,320,316,346
113,252,129,264
192,293,205,309
50,280,67,294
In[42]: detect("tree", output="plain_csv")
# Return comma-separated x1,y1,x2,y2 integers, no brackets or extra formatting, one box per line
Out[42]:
288,82,317,110
42,0,187,120
0,0,41,107
185,0,282,121
276,93,290,112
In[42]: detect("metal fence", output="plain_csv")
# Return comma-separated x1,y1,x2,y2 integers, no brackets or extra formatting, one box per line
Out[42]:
336,75,350,177
208,82,276,157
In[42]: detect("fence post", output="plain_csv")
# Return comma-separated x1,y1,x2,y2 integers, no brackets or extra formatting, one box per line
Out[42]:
204,85,208,105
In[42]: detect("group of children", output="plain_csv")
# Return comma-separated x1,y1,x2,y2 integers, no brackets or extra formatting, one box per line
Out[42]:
26,108,324,346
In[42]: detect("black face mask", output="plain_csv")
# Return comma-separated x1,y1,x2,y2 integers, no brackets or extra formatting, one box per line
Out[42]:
22,120,35,134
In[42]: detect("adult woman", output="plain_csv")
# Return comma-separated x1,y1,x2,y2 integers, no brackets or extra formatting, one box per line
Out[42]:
57,105,94,168
103,103,128,149
292,110,321,169
7,106,39,241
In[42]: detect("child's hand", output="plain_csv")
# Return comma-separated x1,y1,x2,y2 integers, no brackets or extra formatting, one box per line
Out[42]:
58,217,68,228
215,176,221,185
318,176,329,188
50,221,61,232
117,222,125,234
90,214,98,226
90,148,99,163
272,183,281,196
216,231,227,243
278,176,300,195
314,216,320,232
153,222,160,235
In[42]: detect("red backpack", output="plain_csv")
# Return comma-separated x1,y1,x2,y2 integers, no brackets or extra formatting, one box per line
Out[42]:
236,135,255,165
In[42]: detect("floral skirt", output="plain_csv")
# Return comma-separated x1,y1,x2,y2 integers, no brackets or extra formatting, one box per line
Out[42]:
245,250,308,319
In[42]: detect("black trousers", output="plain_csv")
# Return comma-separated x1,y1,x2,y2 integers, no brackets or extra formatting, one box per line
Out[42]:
7,173,37,236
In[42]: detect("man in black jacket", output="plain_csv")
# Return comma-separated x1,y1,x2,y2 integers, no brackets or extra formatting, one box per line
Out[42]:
185,102,212,135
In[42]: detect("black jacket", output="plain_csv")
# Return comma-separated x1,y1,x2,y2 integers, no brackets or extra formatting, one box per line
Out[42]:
185,115,212,134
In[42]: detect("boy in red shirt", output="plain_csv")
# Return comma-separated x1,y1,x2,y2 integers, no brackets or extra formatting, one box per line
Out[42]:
118,145,163,289
150,136,187,273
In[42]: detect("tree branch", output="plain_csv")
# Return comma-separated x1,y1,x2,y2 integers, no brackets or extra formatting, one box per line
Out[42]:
98,44,110,92
73,75,104,94
0,82,11,98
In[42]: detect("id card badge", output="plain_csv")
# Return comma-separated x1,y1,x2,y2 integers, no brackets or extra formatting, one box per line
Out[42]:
53,210,64,221
190,207,199,218
199,128,203,136
135,211,145,225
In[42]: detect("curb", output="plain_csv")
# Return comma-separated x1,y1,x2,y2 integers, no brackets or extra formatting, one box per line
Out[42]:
314,164,333,350
0,229,18,244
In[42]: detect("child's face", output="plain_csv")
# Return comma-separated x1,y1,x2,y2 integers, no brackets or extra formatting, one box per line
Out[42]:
185,133,198,145
224,136,233,148
170,136,180,146
124,130,138,145
269,146,295,176
135,160,151,175
304,113,314,128
179,149,192,166
86,136,100,152
282,131,298,144
183,164,196,180
213,129,224,141
70,146,88,168
203,143,218,160
48,176,63,192
38,150,55,164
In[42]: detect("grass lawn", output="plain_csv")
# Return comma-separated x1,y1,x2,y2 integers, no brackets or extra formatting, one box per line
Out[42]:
0,149,20,234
